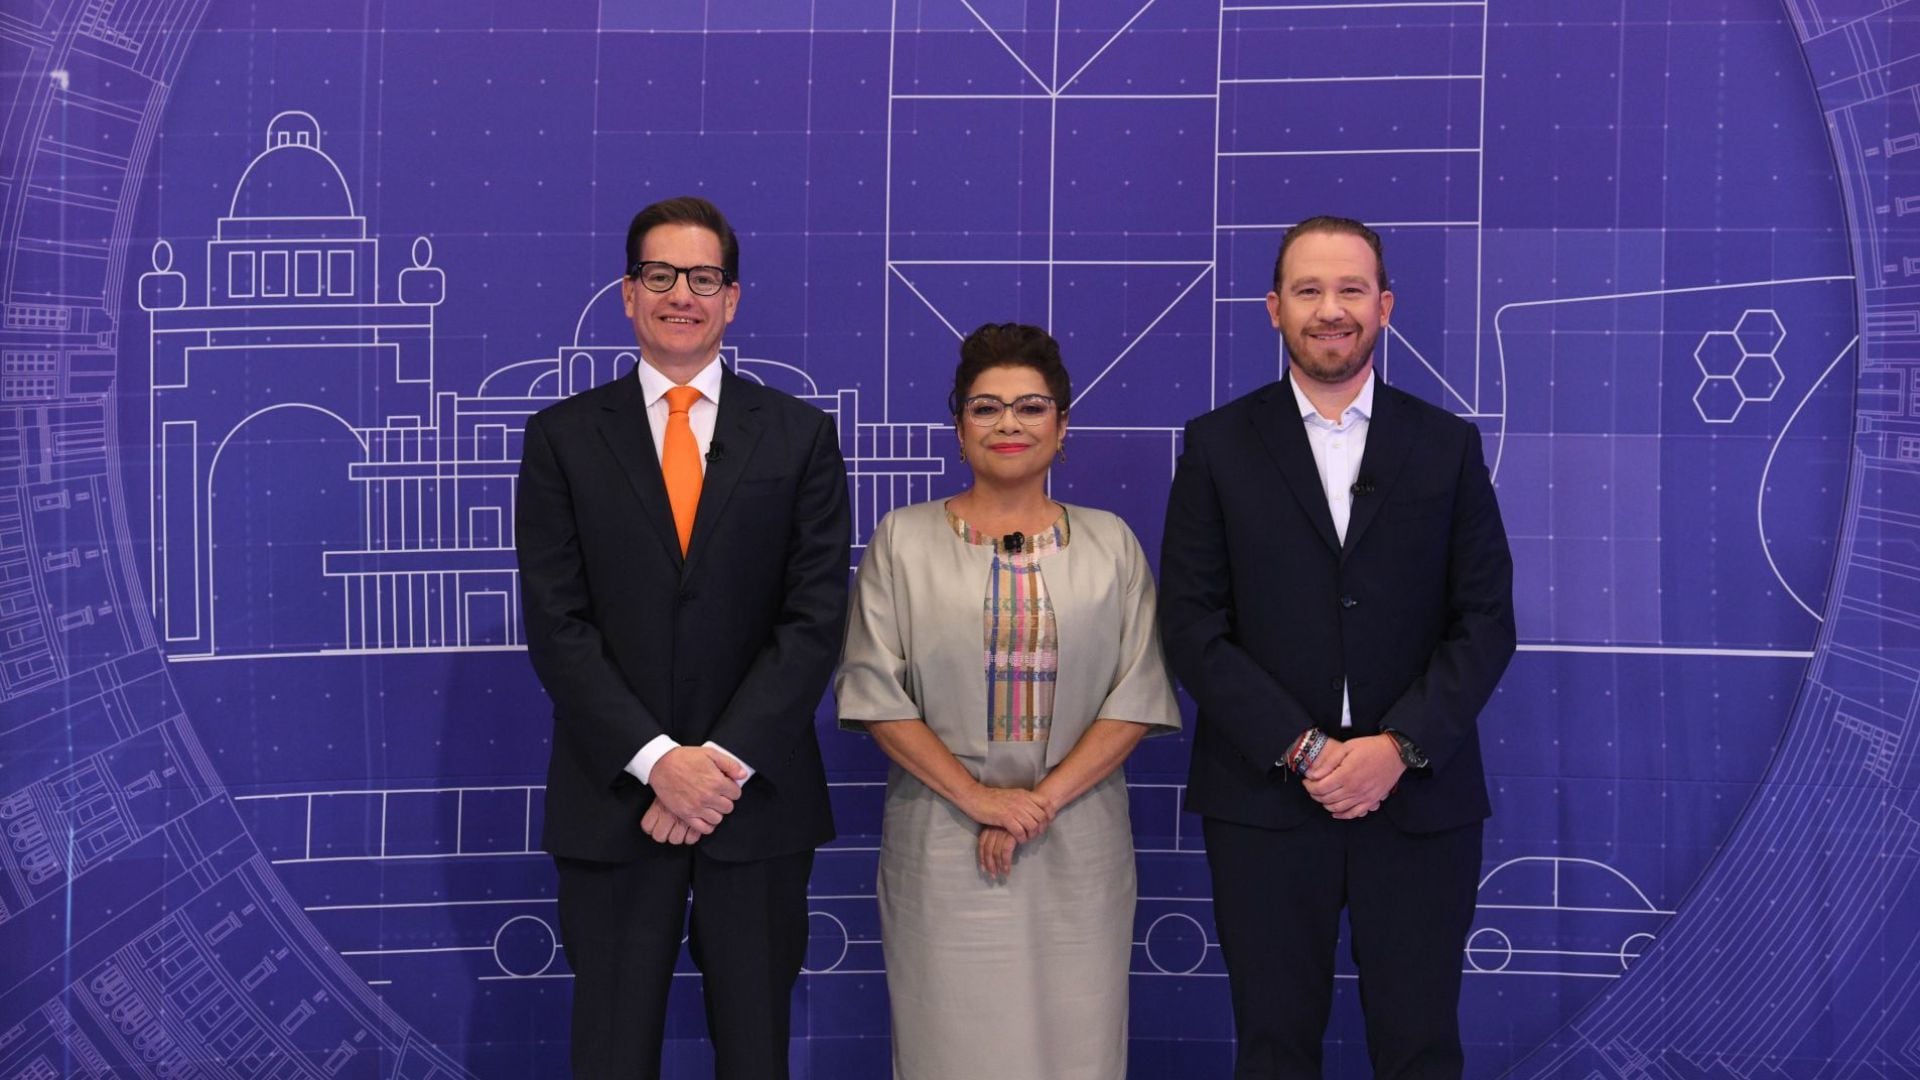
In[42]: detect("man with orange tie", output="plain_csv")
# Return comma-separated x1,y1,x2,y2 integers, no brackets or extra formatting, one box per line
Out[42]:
516,196,851,1079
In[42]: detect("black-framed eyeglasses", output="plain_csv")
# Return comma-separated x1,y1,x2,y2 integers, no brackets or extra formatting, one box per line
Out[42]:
958,394,1059,426
626,261,734,297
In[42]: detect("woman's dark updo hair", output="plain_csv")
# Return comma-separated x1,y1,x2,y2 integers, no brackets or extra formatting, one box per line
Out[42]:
947,323,1072,417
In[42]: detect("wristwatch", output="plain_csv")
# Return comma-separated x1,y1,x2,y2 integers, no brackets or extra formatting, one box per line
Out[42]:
1385,730,1429,770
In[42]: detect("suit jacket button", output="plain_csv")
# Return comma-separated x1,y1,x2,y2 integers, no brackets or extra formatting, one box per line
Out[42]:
1339,595,1358,608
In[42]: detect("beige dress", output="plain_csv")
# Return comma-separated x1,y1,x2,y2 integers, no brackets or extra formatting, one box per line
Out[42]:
836,500,1181,1080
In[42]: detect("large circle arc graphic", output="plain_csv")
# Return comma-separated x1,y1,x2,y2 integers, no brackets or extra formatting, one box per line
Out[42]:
0,2,1906,1076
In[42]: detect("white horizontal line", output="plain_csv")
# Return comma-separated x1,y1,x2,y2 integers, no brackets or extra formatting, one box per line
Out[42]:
1517,644,1813,658
889,259,1212,267
170,644,526,663
892,93,1216,100
1490,947,1650,958
1220,147,1477,157
160,315,428,330
216,214,364,222
271,851,538,864
482,969,895,982
1477,903,1673,915
1222,74,1480,84
1464,968,1621,980
1226,1,1484,9
251,780,888,806
306,898,553,912
1219,221,1478,230
339,946,492,957
238,785,538,800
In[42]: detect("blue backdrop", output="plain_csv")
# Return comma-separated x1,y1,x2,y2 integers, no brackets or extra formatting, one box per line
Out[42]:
1,0,1914,1075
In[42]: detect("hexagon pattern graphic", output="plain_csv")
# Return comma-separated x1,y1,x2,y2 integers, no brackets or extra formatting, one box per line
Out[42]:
1693,309,1787,423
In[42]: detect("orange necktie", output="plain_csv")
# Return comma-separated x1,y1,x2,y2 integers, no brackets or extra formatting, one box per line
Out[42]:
662,385,703,554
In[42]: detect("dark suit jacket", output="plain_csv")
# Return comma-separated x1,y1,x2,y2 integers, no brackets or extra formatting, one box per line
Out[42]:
1159,372,1515,835
516,366,850,863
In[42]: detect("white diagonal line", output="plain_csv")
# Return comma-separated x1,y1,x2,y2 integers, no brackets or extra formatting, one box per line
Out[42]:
888,264,967,340
1387,323,1475,412
1072,266,1213,408
1492,275,1853,313
1056,0,1162,95
954,0,1055,94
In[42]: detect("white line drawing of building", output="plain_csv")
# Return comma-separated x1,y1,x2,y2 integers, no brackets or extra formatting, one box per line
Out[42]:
140,111,460,660
139,112,953,662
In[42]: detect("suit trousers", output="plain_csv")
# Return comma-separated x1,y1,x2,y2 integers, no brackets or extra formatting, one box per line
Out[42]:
555,843,815,1079
1203,812,1482,1080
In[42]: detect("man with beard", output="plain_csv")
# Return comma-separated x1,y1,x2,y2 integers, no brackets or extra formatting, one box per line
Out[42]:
1158,216,1515,1077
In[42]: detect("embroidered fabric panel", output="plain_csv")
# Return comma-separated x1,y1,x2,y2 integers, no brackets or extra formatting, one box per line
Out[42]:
947,510,1070,743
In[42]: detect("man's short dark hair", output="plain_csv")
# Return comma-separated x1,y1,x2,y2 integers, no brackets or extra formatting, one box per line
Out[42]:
948,323,1072,417
625,196,740,281
1273,215,1388,292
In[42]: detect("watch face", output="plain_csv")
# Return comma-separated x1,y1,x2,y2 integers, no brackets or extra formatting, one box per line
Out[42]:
1391,733,1427,769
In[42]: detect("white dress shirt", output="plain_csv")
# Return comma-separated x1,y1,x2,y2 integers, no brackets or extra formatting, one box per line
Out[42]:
1289,368,1375,728
623,355,755,786
636,352,722,465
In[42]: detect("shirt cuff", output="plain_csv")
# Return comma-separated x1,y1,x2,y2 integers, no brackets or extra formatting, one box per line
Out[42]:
625,734,681,785
703,741,756,783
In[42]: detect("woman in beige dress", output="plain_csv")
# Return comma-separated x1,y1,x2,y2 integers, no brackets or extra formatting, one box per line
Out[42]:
836,322,1182,1080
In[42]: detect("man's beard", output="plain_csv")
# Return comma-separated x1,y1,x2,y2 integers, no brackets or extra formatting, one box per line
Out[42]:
1286,324,1379,385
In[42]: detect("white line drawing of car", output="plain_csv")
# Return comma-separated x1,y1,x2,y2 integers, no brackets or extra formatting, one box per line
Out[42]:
1465,856,1674,978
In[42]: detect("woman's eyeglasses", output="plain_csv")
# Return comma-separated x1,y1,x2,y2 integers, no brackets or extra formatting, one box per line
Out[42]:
959,395,1059,426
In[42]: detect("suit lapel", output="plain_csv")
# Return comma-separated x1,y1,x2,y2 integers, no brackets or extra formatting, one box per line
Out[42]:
594,374,685,567
681,368,767,579
1340,380,1418,561
1251,376,1342,555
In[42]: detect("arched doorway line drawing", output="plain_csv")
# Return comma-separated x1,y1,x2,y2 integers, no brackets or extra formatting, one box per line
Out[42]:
203,402,367,656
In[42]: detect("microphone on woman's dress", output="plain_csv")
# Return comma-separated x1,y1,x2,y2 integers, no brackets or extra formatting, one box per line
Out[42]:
1002,532,1025,553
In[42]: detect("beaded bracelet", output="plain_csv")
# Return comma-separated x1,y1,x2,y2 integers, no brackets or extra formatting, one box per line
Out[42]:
1284,728,1328,777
